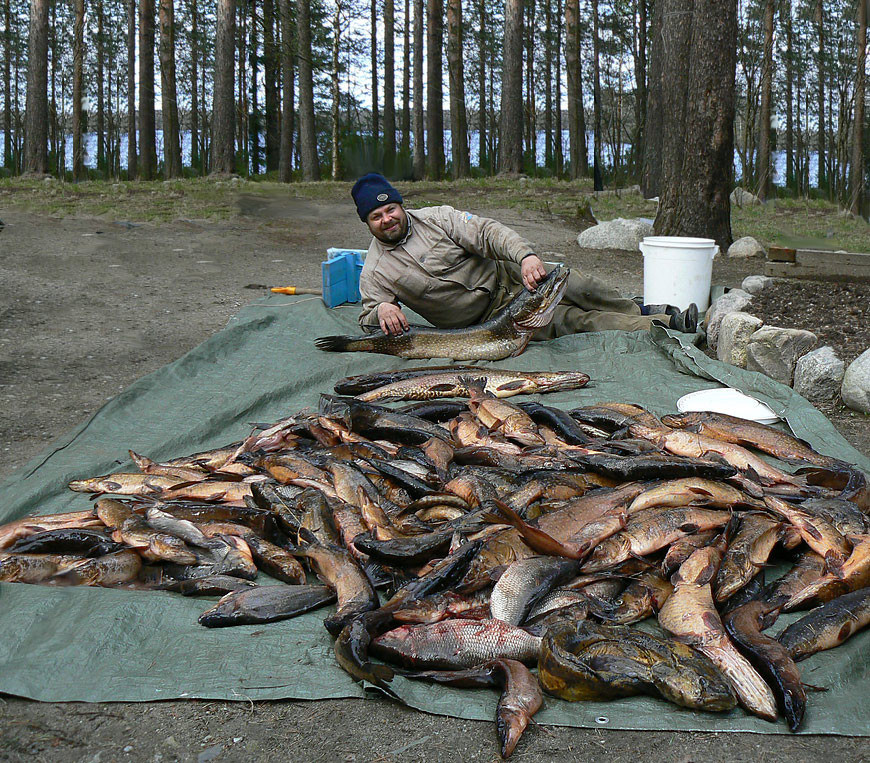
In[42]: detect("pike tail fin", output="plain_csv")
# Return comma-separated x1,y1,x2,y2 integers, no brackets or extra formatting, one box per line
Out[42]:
315,335,374,352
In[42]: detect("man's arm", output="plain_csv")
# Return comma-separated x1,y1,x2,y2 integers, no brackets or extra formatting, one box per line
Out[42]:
358,265,410,333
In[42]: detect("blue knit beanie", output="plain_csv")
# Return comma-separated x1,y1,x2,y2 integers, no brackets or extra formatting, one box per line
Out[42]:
351,173,403,222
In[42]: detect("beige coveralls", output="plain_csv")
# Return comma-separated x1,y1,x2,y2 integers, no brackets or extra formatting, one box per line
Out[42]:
358,205,660,337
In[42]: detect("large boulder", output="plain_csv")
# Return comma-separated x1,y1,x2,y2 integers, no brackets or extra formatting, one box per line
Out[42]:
577,217,654,251
841,349,870,414
745,326,818,386
727,236,765,259
730,187,761,206
717,312,763,368
794,346,845,403
706,289,753,353
741,275,772,295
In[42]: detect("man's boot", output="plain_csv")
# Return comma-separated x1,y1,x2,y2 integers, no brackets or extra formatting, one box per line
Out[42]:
667,303,699,333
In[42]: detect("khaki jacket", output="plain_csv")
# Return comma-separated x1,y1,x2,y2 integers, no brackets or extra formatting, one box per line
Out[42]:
358,205,535,329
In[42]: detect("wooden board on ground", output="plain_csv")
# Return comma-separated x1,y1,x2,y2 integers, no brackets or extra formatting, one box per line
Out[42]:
764,248,870,282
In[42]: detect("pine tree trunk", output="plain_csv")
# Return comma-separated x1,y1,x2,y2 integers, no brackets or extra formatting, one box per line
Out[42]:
401,0,411,156
139,0,157,179
426,0,444,178
97,0,106,172
498,0,523,174
447,0,468,177
564,0,586,178
3,0,12,169
73,0,85,180
24,0,50,175
477,0,486,171
412,0,425,177
250,0,261,175
633,0,646,176
544,0,552,168
756,0,774,200
554,0,562,175
849,0,866,215
211,0,237,174
371,0,379,140
237,3,248,166
278,0,294,181
384,0,396,168
159,0,182,177
127,0,138,178
263,0,279,171
591,0,602,190
784,0,793,190
190,0,200,171
296,0,319,180
654,0,737,250
330,0,341,180
815,0,825,190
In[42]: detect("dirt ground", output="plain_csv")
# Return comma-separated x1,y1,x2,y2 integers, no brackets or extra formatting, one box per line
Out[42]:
1,189,868,762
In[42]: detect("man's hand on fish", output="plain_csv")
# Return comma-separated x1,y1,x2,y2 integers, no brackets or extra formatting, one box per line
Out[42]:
378,301,410,335
521,254,548,291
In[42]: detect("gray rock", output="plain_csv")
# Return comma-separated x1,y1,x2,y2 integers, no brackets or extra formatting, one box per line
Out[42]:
706,289,753,352
841,348,870,414
741,275,772,295
794,346,845,403
717,312,763,368
727,236,765,259
730,187,761,206
745,326,818,386
577,217,654,251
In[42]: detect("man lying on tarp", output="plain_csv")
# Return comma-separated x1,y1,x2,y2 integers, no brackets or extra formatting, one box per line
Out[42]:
351,173,699,338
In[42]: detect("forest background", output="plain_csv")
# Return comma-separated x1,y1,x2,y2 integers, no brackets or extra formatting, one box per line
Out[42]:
1,0,868,233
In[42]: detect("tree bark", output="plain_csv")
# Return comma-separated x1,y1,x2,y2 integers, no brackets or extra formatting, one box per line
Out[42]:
446,0,469,177
498,0,523,174
3,0,12,169
211,0,237,174
278,0,295,181
815,0,825,190
159,0,182,177
641,0,663,196
554,0,562,175
139,0,157,179
426,0,444,178
591,0,602,190
24,0,50,175
190,0,200,171
523,0,534,160
412,0,425,177
250,0,261,175
401,0,411,156
73,0,85,180
564,0,586,178
296,0,319,180
544,0,552,168
654,0,737,250
849,0,866,215
756,0,774,200
371,0,379,140
783,0,793,190
127,0,138,178
633,0,647,176
330,0,342,180
384,0,396,167
97,0,106,172
263,0,280,171
477,0,486,170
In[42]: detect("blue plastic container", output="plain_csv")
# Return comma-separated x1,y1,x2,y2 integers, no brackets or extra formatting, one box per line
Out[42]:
321,248,366,308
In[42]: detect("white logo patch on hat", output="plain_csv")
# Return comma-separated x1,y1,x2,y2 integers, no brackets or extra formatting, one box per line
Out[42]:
377,193,389,202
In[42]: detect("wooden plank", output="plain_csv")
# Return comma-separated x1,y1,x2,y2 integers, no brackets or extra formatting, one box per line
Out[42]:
795,249,870,269
767,246,796,263
764,261,870,282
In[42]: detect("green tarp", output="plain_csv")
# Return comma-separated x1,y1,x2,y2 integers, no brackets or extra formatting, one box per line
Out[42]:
1,294,868,734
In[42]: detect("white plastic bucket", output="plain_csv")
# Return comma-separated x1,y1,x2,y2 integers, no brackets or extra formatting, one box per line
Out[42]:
639,236,719,312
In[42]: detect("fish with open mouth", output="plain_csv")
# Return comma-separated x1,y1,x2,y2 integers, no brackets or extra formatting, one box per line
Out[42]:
314,265,571,360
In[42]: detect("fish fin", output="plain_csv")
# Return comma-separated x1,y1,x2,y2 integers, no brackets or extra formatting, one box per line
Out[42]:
429,383,459,393
492,500,581,558
458,375,491,395
495,380,528,392
315,335,367,352
801,683,830,693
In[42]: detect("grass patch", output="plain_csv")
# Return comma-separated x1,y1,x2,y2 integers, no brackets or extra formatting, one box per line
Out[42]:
1,176,867,252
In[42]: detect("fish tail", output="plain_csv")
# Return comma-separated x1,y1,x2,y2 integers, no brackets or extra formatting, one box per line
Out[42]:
315,335,376,353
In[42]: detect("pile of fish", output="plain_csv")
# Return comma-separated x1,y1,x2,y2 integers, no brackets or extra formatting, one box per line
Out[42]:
2,366,870,756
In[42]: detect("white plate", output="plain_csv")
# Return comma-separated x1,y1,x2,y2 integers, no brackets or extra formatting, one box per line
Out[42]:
676,388,779,424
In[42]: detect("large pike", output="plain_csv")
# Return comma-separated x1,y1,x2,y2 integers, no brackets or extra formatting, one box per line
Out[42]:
314,265,570,360
356,368,590,402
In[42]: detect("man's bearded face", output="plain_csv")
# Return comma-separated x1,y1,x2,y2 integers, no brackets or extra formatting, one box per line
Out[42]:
367,203,408,244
